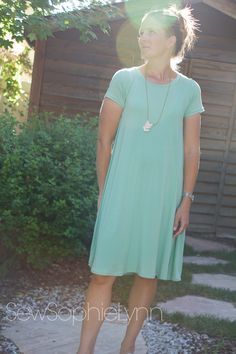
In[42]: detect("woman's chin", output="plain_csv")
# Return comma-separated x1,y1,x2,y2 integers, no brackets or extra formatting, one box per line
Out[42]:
141,54,154,61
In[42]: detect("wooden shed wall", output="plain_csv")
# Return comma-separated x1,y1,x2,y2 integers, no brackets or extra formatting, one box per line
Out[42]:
180,3,236,238
32,18,143,116
28,2,236,238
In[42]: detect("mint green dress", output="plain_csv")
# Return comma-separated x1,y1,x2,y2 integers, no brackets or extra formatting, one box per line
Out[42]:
88,66,205,281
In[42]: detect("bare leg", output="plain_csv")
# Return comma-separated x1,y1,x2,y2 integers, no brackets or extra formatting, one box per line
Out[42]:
76,274,117,354
119,275,158,354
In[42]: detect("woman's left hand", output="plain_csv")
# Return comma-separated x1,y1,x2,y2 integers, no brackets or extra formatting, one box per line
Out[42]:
172,198,192,239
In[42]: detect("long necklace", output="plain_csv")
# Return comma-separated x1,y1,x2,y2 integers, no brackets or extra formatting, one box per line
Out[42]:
143,65,173,132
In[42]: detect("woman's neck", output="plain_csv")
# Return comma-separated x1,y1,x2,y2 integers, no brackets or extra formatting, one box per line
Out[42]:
144,59,174,81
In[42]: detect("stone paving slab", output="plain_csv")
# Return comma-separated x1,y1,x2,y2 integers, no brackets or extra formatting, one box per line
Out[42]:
183,256,229,265
192,273,236,291
157,295,236,322
185,235,235,252
1,313,147,354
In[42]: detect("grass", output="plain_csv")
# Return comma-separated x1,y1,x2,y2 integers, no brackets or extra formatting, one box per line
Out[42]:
111,241,236,343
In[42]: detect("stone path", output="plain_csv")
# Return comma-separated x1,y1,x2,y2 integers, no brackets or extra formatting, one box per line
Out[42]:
185,235,235,252
183,255,229,265
157,295,236,322
155,235,236,325
192,273,236,291
1,313,146,354
1,235,235,353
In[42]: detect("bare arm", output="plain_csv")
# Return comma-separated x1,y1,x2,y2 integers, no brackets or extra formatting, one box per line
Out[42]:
182,113,201,209
96,97,123,197
173,113,202,238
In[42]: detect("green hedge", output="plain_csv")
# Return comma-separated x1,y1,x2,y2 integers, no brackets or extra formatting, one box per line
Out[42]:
0,111,98,271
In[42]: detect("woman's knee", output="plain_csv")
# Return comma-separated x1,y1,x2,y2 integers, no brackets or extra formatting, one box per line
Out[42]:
91,273,117,286
134,274,158,286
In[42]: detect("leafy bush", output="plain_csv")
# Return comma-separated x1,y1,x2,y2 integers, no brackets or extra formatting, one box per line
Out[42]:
0,111,98,271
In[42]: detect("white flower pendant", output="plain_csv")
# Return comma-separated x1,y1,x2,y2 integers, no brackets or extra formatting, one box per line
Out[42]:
143,120,153,132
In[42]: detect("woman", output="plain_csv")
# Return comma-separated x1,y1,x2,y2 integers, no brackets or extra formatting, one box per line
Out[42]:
77,3,205,354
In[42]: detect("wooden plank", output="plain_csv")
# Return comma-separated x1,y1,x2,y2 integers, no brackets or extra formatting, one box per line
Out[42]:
189,213,216,224
188,58,236,73
43,71,109,91
223,185,236,195
47,35,139,54
200,139,227,153
187,223,215,232
217,216,236,227
230,142,236,150
214,78,236,227
226,152,236,163
41,98,101,110
39,103,99,116
182,57,235,236
42,83,104,101
200,160,225,172
199,81,236,98
201,103,232,118
191,71,236,89
203,0,236,20
192,194,218,204
183,0,202,4
188,46,236,64
40,93,102,111
200,153,224,163
201,115,229,129
195,182,219,193
221,195,236,206
224,174,236,184
53,18,138,45
197,171,221,183
46,45,130,67
200,90,235,106
226,164,236,174
44,59,122,79
230,130,236,140
197,34,236,52
201,127,229,140
28,40,47,118
201,126,227,141
216,226,236,237
219,207,236,217
190,203,217,214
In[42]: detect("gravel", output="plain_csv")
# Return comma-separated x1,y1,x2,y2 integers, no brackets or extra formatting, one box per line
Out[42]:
141,318,232,354
1,285,235,354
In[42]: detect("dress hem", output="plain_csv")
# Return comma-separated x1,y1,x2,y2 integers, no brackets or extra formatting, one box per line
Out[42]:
88,264,181,282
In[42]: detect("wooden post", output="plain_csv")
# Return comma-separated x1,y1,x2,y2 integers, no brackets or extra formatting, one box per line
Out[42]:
27,40,47,119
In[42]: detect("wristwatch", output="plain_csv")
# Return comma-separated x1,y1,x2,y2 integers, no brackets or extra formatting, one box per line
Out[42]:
183,191,194,202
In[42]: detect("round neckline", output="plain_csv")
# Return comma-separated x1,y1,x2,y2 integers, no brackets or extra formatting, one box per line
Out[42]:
135,66,181,86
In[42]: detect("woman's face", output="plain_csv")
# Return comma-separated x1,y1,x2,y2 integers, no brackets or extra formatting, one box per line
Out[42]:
138,15,175,60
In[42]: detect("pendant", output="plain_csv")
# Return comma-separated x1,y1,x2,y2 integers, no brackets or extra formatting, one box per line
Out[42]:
143,120,153,132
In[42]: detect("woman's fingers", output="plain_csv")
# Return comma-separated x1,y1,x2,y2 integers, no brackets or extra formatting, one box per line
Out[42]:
173,209,189,239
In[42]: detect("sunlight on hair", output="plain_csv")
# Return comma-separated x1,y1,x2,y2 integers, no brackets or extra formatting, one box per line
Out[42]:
123,0,182,29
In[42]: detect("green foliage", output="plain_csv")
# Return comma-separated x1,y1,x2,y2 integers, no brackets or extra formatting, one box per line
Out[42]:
0,111,99,270
0,0,124,111
0,46,32,112
0,0,124,49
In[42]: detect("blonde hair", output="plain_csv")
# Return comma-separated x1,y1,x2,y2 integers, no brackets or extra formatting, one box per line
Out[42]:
141,3,201,70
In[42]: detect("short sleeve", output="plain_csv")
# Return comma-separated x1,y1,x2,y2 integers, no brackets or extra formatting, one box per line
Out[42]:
104,69,126,108
184,80,205,119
